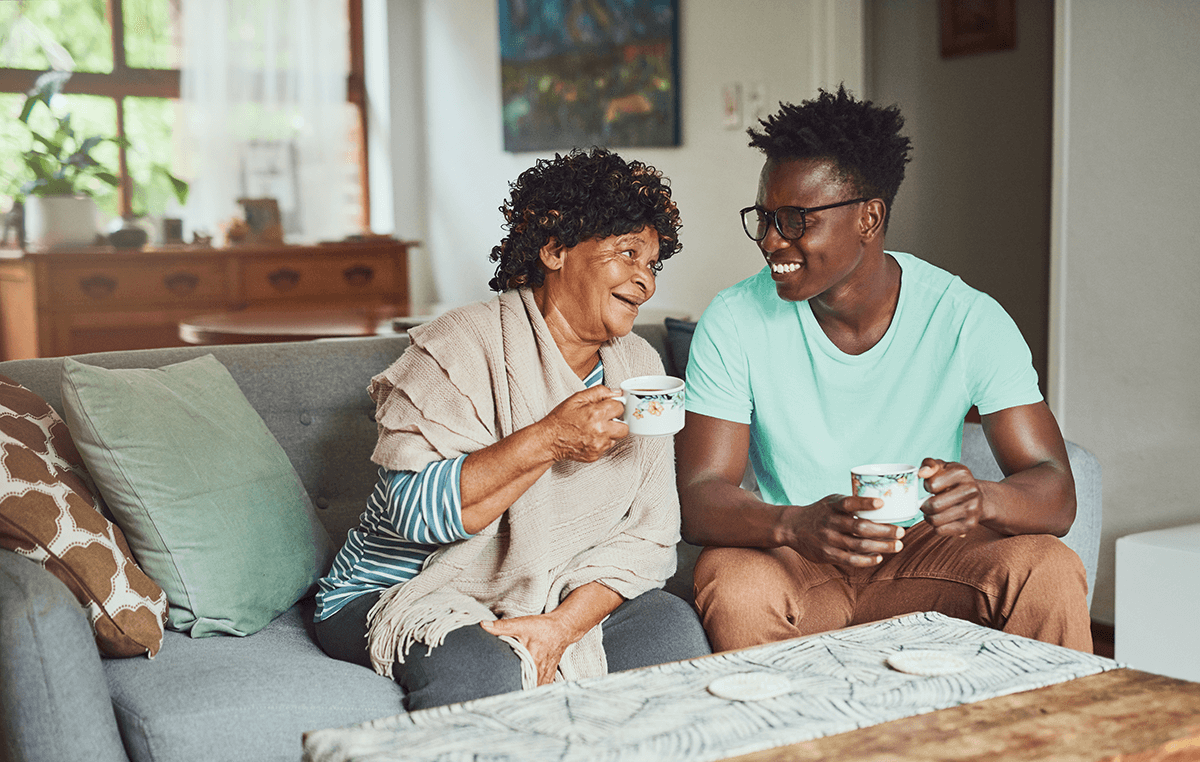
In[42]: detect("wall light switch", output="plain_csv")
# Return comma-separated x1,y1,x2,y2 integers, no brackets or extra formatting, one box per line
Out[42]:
722,82,742,130
745,82,768,126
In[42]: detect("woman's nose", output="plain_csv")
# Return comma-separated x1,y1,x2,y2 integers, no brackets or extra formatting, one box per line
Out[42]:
634,262,656,297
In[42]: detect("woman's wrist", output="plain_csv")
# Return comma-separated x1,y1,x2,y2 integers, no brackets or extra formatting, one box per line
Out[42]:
552,582,623,641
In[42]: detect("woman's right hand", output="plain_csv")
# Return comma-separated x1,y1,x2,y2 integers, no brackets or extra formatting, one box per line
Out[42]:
776,495,906,570
540,385,629,463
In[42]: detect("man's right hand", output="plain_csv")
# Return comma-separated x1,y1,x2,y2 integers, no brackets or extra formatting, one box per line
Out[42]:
776,495,906,569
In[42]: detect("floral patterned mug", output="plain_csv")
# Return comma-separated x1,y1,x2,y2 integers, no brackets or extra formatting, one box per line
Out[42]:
851,463,921,524
615,375,686,437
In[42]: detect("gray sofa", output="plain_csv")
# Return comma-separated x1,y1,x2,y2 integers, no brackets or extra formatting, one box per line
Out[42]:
0,322,1102,762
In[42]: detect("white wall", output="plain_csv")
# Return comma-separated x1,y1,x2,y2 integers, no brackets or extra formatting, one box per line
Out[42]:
1052,0,1200,624
866,0,1053,390
397,0,864,317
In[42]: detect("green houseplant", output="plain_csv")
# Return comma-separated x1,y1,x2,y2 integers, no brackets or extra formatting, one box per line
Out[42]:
13,70,188,250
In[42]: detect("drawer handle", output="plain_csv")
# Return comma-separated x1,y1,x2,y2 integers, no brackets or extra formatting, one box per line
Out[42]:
343,265,375,287
79,274,117,299
267,268,301,292
163,272,199,296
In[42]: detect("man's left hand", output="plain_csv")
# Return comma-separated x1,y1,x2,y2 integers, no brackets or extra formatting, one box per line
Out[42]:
919,458,988,536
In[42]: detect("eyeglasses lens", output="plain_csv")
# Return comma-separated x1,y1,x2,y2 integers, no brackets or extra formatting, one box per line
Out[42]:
776,208,805,239
743,208,769,241
742,207,806,241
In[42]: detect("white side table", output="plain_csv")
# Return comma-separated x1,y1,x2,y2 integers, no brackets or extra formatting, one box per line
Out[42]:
1115,522,1200,681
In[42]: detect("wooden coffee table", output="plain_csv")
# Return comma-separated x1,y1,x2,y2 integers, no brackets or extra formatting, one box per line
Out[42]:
179,305,407,345
726,668,1200,761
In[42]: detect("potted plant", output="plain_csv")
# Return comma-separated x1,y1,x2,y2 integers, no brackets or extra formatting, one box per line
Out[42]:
11,70,188,251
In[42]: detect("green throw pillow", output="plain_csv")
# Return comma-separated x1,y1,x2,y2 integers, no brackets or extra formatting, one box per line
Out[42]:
60,354,334,637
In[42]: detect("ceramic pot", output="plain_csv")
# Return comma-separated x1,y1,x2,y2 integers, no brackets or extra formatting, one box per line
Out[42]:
107,217,150,249
23,195,98,251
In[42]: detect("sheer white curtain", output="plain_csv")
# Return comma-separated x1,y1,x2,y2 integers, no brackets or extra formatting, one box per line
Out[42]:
180,0,357,244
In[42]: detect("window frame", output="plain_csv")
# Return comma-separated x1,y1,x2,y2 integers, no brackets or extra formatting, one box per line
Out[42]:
0,0,369,227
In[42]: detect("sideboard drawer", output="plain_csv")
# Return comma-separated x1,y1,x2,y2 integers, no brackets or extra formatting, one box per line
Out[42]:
240,255,399,301
49,262,226,307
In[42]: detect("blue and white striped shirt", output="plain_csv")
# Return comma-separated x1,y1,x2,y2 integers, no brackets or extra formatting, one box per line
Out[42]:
314,360,606,621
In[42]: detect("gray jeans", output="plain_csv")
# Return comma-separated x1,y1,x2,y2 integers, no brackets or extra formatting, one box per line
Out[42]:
315,588,711,711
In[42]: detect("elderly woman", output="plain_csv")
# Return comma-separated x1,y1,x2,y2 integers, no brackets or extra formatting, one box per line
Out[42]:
313,147,711,710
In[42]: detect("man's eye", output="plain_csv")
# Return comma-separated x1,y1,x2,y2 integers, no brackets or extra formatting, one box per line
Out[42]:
778,212,805,233
622,249,636,258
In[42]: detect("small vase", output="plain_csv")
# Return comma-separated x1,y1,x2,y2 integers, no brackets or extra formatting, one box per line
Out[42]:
23,195,99,251
107,216,150,249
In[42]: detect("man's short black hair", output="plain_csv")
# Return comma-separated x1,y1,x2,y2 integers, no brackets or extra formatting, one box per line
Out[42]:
747,85,912,229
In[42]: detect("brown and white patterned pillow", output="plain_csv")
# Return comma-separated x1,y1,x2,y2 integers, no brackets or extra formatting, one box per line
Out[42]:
0,374,167,658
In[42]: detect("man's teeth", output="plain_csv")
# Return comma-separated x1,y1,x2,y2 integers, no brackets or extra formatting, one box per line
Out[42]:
771,262,801,274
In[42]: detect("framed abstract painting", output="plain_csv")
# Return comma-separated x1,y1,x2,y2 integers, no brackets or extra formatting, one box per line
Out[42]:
499,0,680,152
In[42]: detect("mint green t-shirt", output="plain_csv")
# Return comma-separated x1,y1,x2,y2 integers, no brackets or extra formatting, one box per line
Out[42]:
685,251,1042,509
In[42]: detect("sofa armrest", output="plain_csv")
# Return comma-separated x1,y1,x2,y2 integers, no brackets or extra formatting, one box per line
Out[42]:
960,423,1102,609
0,550,129,762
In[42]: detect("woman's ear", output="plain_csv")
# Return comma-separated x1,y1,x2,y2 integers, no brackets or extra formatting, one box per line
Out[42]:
860,199,886,241
539,237,565,272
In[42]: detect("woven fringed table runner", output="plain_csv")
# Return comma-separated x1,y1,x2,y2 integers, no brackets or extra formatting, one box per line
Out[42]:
302,611,1121,762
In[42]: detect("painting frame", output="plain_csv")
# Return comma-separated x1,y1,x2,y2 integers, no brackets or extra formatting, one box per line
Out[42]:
499,0,681,153
940,0,1017,58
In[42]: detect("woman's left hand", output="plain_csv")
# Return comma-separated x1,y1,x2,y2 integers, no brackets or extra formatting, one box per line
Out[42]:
919,457,988,536
480,613,576,686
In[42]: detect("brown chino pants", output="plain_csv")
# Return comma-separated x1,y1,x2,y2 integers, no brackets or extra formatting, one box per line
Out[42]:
693,520,1093,653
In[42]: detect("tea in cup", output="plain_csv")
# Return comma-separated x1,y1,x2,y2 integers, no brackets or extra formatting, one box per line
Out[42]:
614,375,685,437
850,463,921,524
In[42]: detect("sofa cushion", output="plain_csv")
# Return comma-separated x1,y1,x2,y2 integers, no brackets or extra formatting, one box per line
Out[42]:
60,355,335,638
103,603,407,762
664,317,697,378
0,374,167,657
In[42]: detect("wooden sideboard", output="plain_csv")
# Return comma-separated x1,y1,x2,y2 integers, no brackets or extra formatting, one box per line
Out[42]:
0,239,412,360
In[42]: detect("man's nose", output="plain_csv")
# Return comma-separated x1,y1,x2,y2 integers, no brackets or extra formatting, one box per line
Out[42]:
759,220,791,254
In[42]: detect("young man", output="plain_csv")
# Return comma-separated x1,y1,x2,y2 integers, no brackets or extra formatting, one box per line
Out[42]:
677,86,1091,652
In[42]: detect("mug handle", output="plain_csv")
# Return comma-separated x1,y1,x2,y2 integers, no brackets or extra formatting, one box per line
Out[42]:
611,394,629,424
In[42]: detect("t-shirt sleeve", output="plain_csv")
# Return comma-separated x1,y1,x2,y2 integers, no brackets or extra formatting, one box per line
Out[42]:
964,294,1044,416
684,294,754,425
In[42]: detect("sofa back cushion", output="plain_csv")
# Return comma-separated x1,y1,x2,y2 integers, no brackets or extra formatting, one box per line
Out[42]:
0,374,167,656
60,355,335,637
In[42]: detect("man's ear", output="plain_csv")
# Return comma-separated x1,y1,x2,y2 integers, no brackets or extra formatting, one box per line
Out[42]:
860,199,887,241
539,237,565,272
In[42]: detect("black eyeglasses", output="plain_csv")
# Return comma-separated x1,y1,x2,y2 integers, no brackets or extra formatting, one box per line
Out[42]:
739,198,870,242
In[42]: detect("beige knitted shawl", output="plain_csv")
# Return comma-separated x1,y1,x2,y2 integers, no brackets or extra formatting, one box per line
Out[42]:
364,288,678,689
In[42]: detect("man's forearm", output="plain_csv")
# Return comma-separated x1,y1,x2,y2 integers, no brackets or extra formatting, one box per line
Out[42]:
979,461,1076,537
680,479,788,548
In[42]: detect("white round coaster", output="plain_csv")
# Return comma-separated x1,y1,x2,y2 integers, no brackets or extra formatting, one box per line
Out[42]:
706,672,792,701
886,650,970,676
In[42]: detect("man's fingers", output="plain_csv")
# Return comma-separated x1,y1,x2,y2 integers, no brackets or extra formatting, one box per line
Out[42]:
831,495,883,515
827,547,885,567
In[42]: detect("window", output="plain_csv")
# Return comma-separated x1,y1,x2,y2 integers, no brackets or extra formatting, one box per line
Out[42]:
0,0,368,231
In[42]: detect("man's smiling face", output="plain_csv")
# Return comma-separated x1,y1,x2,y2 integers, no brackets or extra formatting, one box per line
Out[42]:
755,158,871,304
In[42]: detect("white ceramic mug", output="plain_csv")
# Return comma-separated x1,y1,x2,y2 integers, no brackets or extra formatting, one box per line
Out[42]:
850,463,921,524
614,375,686,437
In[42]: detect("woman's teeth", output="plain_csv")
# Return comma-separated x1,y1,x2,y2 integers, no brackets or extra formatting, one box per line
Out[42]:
771,262,801,274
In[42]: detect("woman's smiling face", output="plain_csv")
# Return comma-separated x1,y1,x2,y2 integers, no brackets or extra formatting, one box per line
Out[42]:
540,226,660,342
